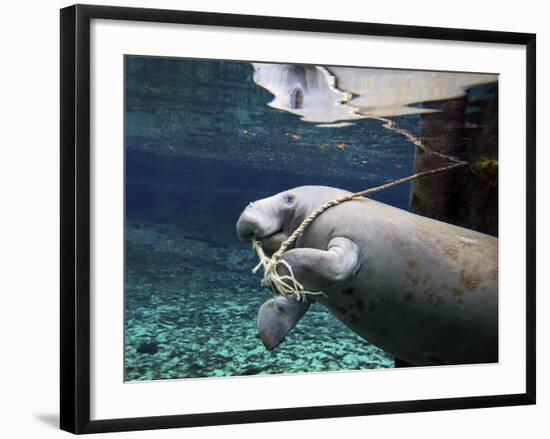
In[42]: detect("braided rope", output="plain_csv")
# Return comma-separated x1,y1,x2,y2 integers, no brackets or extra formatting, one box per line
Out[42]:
252,118,468,301
373,117,463,164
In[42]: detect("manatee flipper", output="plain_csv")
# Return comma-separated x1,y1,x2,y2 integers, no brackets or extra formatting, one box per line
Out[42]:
257,296,310,350
278,237,360,291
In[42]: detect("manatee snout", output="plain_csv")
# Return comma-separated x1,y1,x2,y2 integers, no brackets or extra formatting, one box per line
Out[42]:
237,198,292,254
236,210,275,242
236,200,282,240
236,212,260,243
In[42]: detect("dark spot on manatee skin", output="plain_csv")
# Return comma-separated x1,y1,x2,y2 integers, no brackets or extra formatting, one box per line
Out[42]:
368,302,377,312
276,304,284,313
356,299,365,311
406,272,421,286
422,273,432,284
407,259,418,269
423,289,445,307
460,269,482,289
331,304,347,315
348,314,358,324
341,287,354,295
451,287,464,304
403,291,416,302
445,245,459,260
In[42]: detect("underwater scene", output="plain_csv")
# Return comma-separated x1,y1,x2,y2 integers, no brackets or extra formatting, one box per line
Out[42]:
124,56,498,381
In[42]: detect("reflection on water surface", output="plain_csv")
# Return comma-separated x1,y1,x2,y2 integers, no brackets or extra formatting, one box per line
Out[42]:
253,62,497,124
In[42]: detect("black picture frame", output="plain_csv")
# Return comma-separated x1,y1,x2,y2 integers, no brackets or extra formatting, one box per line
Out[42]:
60,4,536,434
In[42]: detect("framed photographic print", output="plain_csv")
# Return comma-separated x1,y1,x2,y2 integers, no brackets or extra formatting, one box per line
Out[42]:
60,4,536,434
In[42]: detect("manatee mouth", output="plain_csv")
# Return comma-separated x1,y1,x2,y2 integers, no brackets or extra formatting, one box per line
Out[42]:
238,228,286,254
258,229,288,254
259,228,283,240
239,227,282,243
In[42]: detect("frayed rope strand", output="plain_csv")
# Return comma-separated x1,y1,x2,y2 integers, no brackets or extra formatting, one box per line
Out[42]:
252,239,326,302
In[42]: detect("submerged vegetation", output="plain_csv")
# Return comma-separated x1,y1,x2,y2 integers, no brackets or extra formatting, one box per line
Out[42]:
125,223,393,380
472,157,498,187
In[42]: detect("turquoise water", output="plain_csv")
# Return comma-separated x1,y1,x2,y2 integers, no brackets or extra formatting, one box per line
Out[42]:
124,56,497,381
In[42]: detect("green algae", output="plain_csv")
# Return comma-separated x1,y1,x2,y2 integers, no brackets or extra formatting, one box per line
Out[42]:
472,156,498,187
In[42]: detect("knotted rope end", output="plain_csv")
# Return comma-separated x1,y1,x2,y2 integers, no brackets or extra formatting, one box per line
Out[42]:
251,240,327,302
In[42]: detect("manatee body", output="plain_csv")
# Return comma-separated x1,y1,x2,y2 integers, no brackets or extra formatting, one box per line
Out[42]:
236,186,498,366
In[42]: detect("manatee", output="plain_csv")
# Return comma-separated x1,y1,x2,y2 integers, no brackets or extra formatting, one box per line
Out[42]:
236,186,498,366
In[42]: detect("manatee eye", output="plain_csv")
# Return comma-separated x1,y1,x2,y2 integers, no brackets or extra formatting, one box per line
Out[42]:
284,193,296,205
